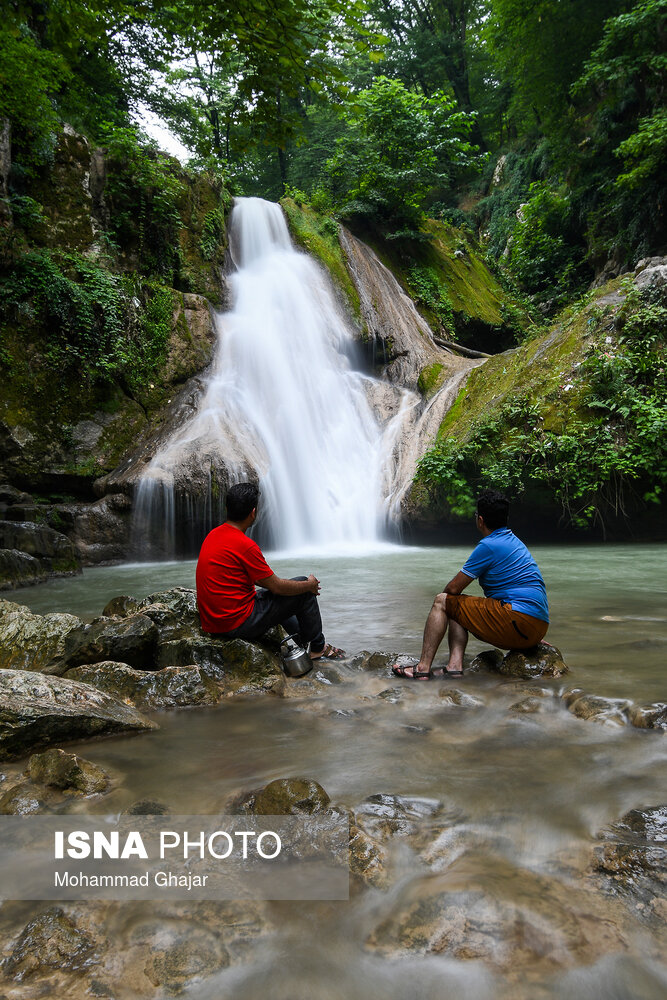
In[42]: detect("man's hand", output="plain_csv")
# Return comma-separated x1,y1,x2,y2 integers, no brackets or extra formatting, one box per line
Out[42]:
306,574,321,595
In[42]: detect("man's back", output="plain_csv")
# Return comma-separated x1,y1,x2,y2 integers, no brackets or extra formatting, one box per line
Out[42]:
196,523,272,633
462,527,549,622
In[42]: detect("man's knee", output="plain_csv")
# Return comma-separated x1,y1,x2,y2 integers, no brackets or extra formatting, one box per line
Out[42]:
433,592,449,614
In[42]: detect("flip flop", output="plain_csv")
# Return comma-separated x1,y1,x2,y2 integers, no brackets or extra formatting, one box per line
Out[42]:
312,643,346,661
392,663,433,680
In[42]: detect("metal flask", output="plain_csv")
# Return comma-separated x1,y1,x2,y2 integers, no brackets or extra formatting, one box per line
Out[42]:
280,635,313,677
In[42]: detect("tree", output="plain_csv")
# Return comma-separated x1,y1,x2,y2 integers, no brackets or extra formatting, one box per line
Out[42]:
319,76,481,230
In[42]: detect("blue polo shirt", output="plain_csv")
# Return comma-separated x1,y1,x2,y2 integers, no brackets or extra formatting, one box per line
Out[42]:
461,528,549,622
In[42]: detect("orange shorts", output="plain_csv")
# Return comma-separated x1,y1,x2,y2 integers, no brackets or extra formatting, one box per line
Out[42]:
445,593,548,650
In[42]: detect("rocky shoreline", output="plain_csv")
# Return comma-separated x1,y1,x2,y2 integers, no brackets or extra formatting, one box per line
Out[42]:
0,585,665,997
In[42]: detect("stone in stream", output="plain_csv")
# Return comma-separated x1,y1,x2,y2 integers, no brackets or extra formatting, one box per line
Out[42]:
563,690,631,725
65,661,222,709
499,642,568,679
0,548,49,590
0,782,47,815
0,669,157,761
156,634,285,696
232,777,331,815
0,520,81,578
3,906,94,981
627,702,667,730
27,748,109,794
593,805,667,920
353,793,442,842
0,600,84,675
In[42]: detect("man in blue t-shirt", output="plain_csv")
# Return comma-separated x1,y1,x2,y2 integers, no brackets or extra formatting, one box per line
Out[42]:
393,489,549,679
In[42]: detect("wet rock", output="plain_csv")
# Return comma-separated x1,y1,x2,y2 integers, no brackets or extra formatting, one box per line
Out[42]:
0,669,157,760
377,686,406,704
144,930,230,995
0,548,48,589
439,688,484,708
138,587,200,641
499,642,568,679
3,906,94,980
66,661,222,709
564,691,630,725
468,648,504,673
233,777,331,816
509,696,547,714
27,748,109,794
627,702,667,730
59,613,159,672
123,798,170,815
594,805,667,913
53,494,132,565
0,484,33,505
102,595,141,618
0,604,84,674
354,793,441,842
0,781,47,814
157,634,285,696
0,520,81,576
349,824,389,889
349,650,400,671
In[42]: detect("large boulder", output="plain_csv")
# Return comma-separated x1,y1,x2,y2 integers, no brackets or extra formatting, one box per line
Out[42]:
156,634,285,696
0,602,83,674
65,661,222,709
0,521,80,576
0,549,48,590
0,669,157,760
57,614,159,671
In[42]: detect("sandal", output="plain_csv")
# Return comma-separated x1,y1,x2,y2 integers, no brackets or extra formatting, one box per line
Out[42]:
443,667,463,677
392,662,433,680
311,643,346,661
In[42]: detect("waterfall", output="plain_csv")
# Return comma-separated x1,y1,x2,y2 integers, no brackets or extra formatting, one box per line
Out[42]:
134,197,395,555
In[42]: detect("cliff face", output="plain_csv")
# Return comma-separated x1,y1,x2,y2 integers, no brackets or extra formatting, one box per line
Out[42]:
0,127,229,498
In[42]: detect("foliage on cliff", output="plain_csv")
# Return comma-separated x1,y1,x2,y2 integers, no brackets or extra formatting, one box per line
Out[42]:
413,277,667,533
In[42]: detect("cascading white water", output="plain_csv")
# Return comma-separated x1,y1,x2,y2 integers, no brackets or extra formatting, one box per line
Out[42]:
137,197,394,553
218,198,388,548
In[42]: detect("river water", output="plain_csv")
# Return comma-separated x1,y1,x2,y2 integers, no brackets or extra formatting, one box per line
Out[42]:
3,543,667,998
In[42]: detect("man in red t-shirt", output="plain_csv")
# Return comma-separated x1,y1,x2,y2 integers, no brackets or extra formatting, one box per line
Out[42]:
196,482,345,660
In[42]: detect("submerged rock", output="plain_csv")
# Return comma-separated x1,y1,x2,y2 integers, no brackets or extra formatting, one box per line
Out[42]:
594,805,667,918
353,793,441,842
349,824,389,890
0,548,48,590
0,782,47,815
27,748,109,794
66,661,222,709
564,691,630,725
627,702,667,731
0,669,157,761
3,906,94,980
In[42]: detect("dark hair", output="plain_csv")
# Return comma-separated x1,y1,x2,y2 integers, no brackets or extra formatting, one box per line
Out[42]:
226,482,259,522
476,489,509,530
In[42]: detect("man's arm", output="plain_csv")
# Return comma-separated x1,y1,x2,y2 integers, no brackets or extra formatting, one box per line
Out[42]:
257,574,321,596
443,571,473,595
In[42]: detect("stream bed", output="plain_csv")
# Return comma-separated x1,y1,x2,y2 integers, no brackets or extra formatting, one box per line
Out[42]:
1,542,666,998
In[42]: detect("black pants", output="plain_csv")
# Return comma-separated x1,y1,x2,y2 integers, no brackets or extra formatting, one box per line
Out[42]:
221,577,325,653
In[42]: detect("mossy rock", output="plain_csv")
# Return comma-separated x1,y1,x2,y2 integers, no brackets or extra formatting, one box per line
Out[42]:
280,197,362,323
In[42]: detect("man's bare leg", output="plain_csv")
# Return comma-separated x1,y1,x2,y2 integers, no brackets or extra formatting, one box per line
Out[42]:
392,594,449,678
446,618,468,675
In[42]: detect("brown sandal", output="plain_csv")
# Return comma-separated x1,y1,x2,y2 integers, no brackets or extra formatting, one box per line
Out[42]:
311,643,346,661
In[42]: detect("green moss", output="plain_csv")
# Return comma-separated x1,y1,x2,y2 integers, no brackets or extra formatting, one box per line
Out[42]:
280,198,362,323
418,363,446,399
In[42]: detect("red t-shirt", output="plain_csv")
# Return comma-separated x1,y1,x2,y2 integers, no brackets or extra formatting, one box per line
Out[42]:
196,523,273,633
